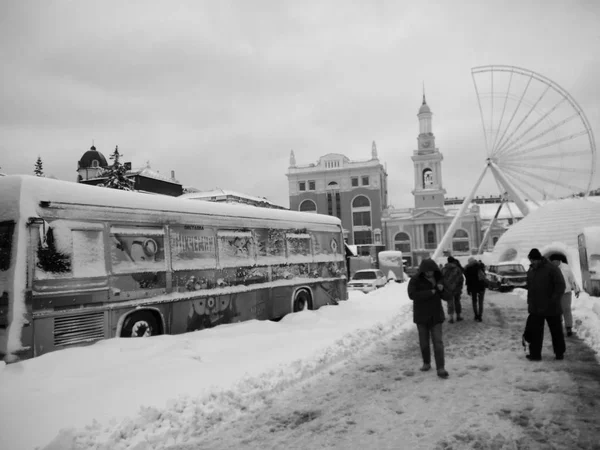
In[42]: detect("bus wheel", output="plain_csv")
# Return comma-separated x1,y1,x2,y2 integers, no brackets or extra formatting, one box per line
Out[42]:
121,311,159,338
293,289,312,313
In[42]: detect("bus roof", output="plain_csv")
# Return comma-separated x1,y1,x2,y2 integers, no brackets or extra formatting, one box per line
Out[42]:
0,175,342,227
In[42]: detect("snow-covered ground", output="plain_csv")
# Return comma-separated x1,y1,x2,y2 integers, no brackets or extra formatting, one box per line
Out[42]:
0,283,599,450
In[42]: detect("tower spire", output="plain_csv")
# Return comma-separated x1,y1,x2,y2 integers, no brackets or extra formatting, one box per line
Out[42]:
289,149,296,167
371,141,378,159
422,82,426,105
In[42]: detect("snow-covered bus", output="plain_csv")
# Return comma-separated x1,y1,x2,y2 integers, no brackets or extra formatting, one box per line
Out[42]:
0,176,347,362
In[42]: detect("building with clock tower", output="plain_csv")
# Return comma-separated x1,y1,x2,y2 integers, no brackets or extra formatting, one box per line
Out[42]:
382,94,483,268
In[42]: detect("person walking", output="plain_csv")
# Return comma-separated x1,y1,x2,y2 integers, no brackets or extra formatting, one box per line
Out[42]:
442,256,464,323
524,248,566,361
549,254,581,337
464,257,487,322
407,258,450,378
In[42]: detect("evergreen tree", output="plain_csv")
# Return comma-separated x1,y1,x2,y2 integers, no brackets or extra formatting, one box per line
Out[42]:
34,156,44,177
37,228,71,273
99,146,135,191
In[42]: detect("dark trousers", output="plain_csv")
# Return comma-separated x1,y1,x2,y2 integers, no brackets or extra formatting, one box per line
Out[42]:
471,290,485,317
447,292,462,316
526,314,566,358
417,323,445,369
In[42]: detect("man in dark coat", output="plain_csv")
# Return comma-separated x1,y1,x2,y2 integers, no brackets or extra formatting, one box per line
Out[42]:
464,257,487,322
524,248,566,361
442,256,464,323
407,258,450,378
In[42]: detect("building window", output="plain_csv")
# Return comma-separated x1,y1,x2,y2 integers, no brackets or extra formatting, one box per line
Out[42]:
373,229,382,245
91,160,99,168
299,200,317,213
353,230,372,245
335,192,341,219
327,193,333,216
452,229,470,253
394,232,411,253
423,169,433,188
299,181,306,191
353,211,371,226
352,195,370,208
308,180,316,191
361,176,369,186
351,177,359,187
427,230,435,244
492,236,499,245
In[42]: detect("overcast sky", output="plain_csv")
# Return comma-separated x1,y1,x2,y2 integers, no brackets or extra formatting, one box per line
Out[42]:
1,0,599,208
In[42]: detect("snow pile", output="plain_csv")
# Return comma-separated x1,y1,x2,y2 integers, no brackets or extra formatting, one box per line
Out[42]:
0,284,413,450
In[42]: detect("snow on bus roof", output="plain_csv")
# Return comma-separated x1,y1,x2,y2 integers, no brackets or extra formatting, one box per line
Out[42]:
0,175,342,226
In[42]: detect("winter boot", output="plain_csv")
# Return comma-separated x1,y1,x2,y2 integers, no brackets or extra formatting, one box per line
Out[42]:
448,314,455,324
437,368,449,378
420,363,431,371
456,314,463,322
566,327,573,337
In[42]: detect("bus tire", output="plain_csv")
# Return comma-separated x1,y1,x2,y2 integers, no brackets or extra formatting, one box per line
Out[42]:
121,311,160,338
293,289,312,313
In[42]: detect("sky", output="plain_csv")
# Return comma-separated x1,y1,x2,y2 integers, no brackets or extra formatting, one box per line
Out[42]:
0,283,599,450
1,0,599,208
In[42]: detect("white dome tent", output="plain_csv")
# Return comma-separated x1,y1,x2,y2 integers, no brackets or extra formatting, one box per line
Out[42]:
490,198,600,277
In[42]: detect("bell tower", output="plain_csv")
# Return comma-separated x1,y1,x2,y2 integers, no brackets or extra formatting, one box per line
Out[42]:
411,92,446,210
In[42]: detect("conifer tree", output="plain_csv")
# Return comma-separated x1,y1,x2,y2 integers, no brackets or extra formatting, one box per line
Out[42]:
99,146,135,191
34,156,44,177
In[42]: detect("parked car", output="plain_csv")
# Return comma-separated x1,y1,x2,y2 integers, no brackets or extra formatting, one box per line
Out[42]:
486,262,527,291
348,269,387,293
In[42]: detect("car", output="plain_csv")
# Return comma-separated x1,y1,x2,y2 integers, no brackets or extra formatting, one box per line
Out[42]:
348,269,388,293
486,262,528,291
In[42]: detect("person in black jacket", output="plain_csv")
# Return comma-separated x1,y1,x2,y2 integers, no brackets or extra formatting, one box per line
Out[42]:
407,258,450,378
524,248,566,361
464,257,487,322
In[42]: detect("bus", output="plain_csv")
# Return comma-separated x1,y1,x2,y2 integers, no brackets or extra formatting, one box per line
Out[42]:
0,175,347,362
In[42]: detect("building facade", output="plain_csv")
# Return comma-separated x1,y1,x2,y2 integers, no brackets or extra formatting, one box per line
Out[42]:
286,143,388,255
382,96,483,268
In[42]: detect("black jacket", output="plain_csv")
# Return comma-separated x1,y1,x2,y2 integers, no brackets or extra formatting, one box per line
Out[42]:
526,258,566,316
464,260,486,293
407,258,449,325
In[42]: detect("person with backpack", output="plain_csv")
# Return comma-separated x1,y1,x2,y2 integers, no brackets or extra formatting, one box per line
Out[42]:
464,257,487,322
441,256,464,323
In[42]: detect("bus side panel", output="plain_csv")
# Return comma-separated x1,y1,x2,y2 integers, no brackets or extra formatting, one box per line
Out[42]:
311,279,346,308
170,290,266,334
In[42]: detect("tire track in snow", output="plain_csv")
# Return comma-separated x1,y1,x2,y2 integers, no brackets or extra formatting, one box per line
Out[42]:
168,291,600,450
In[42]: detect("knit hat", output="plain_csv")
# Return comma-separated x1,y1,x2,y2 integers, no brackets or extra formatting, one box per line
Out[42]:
527,248,543,260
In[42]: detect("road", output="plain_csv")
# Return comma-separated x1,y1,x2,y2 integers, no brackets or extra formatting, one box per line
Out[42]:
168,291,600,450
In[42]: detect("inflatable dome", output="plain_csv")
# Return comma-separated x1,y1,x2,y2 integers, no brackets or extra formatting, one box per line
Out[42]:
492,198,600,263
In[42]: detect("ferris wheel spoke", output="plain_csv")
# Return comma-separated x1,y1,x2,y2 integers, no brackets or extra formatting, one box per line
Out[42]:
490,74,534,156
499,161,590,175
502,148,591,162
500,163,587,194
490,71,514,152
499,112,582,160
500,167,553,203
493,83,551,156
499,129,588,160
472,72,491,154
494,97,568,159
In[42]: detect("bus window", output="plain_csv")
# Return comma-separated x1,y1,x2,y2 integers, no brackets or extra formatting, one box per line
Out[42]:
170,226,216,270
311,231,342,261
0,221,15,271
217,230,255,268
72,230,105,278
110,226,166,273
255,228,285,264
286,233,312,262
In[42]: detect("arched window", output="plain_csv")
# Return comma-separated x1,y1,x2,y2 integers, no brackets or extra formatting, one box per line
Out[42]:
394,232,411,253
299,200,317,213
422,168,433,188
91,160,99,168
492,236,499,245
452,229,470,252
352,195,372,244
327,181,339,188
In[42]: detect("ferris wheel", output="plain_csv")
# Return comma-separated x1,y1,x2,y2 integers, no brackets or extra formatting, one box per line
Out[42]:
433,65,597,259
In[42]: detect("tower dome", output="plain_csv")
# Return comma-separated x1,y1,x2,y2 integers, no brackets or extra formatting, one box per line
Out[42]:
78,145,108,169
418,94,431,115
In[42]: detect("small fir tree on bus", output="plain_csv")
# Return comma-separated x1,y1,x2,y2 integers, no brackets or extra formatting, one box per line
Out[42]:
34,156,44,177
99,146,135,191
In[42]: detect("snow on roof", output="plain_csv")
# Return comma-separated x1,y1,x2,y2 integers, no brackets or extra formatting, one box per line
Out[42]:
0,175,341,226
128,167,180,185
179,188,280,207
492,198,600,262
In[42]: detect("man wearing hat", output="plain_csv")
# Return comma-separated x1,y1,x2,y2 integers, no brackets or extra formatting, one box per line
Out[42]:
524,248,566,361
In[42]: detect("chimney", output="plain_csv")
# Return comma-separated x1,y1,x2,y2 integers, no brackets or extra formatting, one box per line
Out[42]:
171,170,175,179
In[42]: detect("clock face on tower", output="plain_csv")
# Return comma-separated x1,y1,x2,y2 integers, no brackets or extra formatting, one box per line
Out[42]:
422,140,431,148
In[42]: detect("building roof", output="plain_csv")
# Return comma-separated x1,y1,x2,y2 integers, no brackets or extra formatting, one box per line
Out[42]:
78,146,108,168
179,188,285,208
